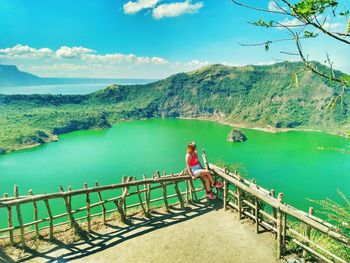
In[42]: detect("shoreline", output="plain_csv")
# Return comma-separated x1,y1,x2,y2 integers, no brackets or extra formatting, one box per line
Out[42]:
1,117,348,155
179,116,349,138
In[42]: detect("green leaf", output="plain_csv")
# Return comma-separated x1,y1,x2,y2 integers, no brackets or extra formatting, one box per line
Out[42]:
304,30,319,38
252,19,273,28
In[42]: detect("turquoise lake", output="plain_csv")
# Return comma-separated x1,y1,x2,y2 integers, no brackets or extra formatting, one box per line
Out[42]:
0,118,349,229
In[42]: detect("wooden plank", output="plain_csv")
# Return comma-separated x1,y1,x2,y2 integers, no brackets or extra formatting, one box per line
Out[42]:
14,185,26,247
201,149,210,169
95,181,107,224
209,164,349,246
276,192,284,259
1,173,192,207
223,167,228,210
143,174,151,214
270,189,277,238
188,179,198,202
288,228,347,263
282,212,287,255
28,189,39,237
122,176,127,213
172,173,184,208
291,239,333,263
43,199,54,239
157,171,169,212
84,183,91,232
258,208,277,223
237,188,242,220
255,196,259,233
303,207,314,258
134,177,146,214
115,177,132,223
228,189,238,198
59,185,80,234
4,193,14,245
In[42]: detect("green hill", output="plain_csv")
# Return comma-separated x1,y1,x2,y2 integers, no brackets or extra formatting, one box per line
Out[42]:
0,61,349,153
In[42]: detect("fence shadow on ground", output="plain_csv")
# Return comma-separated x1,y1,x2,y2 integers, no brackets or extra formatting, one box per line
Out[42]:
9,200,221,262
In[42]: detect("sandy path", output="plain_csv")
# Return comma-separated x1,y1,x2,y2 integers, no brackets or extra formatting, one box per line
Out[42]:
74,203,278,263
78,209,278,263
4,201,279,263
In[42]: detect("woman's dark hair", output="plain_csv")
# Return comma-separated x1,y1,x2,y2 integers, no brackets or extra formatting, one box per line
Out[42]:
187,142,196,150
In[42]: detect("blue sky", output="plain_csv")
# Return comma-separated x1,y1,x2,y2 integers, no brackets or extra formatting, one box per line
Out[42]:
0,0,349,78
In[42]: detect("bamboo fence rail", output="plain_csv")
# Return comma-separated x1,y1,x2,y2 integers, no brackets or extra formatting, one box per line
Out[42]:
206,156,349,262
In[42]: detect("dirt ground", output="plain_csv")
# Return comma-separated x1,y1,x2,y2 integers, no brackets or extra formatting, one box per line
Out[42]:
1,200,280,263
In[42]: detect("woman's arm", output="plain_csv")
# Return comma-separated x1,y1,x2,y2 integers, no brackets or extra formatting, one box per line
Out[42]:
186,154,196,179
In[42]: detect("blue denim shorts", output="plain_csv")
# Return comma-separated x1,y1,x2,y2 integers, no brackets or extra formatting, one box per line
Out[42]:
191,165,204,177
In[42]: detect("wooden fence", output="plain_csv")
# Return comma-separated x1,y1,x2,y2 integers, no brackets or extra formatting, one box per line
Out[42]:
0,171,203,247
206,159,350,263
0,150,349,263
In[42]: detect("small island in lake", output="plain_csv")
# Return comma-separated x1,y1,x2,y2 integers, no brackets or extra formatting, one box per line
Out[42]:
227,129,247,142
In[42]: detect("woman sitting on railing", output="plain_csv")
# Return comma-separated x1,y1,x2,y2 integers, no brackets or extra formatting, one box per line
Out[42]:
186,142,222,200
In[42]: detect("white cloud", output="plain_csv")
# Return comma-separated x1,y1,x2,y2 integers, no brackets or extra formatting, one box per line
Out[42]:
152,0,203,19
185,59,209,67
0,44,211,78
123,0,158,14
277,18,301,28
322,22,341,30
277,16,342,30
56,46,94,59
0,44,53,58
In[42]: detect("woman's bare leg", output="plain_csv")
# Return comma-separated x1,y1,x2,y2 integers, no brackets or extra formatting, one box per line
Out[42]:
204,170,215,184
199,173,211,192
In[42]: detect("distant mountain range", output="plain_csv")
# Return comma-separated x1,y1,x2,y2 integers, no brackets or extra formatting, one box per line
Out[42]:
0,64,154,87
0,61,349,153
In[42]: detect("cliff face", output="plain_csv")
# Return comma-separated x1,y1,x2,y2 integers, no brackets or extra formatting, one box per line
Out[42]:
0,61,349,153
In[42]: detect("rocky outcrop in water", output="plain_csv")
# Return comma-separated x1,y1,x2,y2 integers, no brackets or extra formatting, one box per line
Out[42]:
227,129,247,142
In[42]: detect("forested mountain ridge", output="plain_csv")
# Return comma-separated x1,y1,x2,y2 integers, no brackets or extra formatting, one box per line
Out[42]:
0,61,349,153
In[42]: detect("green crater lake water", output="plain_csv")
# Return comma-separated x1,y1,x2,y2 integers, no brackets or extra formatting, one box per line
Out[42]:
0,119,349,229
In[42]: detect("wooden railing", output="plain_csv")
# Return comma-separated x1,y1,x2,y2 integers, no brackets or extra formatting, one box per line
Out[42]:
0,171,203,247
206,155,350,263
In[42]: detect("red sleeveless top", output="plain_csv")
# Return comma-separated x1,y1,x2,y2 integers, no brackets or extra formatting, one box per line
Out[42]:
188,152,199,167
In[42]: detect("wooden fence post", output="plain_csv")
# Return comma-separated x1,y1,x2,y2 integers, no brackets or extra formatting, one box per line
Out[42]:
115,176,132,223
59,185,80,234
237,187,242,220
68,185,72,207
303,207,314,258
223,167,228,210
270,189,277,238
282,211,287,255
173,173,184,208
122,176,127,213
28,189,39,237
134,177,146,215
157,171,169,212
14,185,26,247
251,179,259,233
84,183,91,232
201,149,209,170
4,193,14,245
43,198,54,240
95,181,107,224
188,179,197,202
276,192,284,259
143,174,151,214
